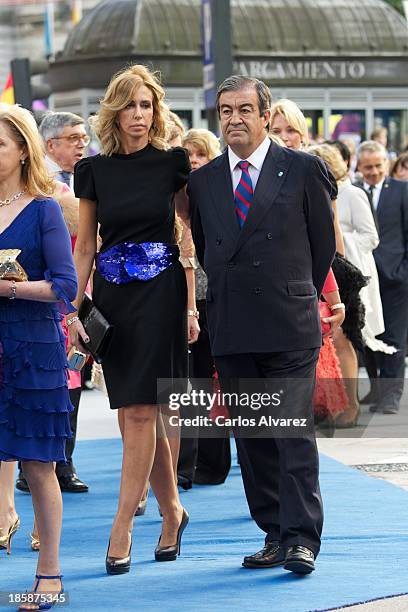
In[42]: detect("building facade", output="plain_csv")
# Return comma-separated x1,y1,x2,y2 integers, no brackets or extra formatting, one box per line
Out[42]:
0,0,100,95
4,0,408,149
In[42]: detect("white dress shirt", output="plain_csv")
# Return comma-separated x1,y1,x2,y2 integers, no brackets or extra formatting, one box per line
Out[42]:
228,136,271,192
363,178,385,211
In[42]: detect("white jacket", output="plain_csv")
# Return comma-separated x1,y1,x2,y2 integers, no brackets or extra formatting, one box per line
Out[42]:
337,178,394,353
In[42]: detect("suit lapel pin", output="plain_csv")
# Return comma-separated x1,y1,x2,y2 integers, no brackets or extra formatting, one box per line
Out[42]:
278,171,284,177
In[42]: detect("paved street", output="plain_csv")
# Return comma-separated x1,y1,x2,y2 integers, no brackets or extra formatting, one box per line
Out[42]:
317,374,408,493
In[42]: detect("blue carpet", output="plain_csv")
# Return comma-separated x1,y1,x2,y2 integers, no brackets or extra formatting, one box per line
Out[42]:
2,438,408,612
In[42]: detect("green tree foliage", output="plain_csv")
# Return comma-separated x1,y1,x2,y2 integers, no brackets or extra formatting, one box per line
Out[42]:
384,0,404,15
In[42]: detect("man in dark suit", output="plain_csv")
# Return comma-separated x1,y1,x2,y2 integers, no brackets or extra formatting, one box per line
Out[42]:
188,76,339,574
356,141,408,414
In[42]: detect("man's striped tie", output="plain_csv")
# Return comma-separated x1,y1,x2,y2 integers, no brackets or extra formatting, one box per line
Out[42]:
234,160,253,228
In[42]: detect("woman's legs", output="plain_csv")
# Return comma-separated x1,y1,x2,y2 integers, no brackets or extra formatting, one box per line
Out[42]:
333,329,360,422
118,408,149,513
117,409,125,439
109,405,158,558
22,461,62,596
109,404,184,558
31,516,40,550
160,407,180,483
0,461,19,536
149,412,183,544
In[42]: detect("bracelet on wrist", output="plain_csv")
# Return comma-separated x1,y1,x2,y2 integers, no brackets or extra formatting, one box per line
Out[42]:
188,309,199,320
66,316,79,326
9,280,17,300
329,302,345,311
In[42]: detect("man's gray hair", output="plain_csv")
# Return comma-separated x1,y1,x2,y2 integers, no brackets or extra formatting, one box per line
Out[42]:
357,140,387,161
39,111,85,142
216,75,272,121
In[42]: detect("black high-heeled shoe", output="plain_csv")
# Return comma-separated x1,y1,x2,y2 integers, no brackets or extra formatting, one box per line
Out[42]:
105,537,132,575
154,509,189,562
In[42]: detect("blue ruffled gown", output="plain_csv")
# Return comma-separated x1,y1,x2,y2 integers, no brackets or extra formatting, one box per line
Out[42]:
0,198,77,462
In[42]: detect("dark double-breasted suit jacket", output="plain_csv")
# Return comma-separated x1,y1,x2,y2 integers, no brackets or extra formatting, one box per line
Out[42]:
188,140,336,357
355,177,408,285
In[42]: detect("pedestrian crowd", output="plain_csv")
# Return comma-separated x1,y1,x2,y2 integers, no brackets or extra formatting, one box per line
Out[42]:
0,64,407,609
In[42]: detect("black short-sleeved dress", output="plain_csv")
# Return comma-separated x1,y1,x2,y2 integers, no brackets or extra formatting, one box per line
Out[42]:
74,145,190,408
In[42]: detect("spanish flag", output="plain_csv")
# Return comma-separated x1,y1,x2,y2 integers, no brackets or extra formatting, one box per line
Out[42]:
0,73,14,105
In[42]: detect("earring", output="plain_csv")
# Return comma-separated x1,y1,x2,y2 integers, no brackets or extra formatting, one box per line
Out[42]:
21,159,25,165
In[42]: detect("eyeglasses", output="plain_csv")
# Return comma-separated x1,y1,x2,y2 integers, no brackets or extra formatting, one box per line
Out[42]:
51,134,90,146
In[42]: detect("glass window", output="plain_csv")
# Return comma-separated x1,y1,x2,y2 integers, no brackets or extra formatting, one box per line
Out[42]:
330,110,366,144
374,110,408,154
201,109,209,129
303,110,323,142
173,110,192,130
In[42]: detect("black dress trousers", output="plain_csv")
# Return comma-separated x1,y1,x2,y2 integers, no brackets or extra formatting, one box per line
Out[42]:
56,387,81,477
214,347,323,557
376,280,408,411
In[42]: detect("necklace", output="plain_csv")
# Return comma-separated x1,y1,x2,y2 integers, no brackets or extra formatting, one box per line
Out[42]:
0,189,26,207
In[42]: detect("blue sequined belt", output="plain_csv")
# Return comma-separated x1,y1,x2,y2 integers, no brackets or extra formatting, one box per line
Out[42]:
95,242,180,284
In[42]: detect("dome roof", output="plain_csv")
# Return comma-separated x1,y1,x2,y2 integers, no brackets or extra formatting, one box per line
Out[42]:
60,0,408,59
49,0,408,92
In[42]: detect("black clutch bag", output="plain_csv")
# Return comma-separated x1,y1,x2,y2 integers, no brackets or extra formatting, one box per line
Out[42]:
78,294,113,364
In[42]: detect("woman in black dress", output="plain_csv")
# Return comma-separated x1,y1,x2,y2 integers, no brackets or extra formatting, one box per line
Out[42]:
69,65,190,573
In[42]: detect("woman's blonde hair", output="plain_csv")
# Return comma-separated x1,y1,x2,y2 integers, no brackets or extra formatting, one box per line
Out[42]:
270,98,309,145
307,143,348,182
0,104,54,198
89,64,170,155
167,111,185,144
183,128,221,160
182,128,221,161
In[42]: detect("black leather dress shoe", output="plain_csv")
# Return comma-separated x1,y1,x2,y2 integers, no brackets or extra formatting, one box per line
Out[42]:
242,541,285,568
57,474,89,493
284,545,315,574
15,472,30,493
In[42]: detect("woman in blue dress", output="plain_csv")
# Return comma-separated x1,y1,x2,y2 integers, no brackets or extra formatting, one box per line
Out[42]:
0,104,77,609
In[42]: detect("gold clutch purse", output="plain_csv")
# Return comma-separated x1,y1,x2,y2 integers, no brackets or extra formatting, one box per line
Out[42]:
0,249,28,282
